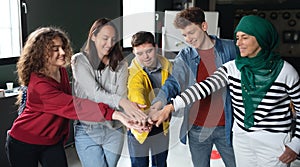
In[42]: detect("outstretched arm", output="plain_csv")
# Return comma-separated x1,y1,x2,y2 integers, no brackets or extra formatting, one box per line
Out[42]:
151,66,229,126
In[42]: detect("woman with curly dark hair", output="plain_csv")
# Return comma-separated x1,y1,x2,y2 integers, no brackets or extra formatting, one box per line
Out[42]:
5,27,138,167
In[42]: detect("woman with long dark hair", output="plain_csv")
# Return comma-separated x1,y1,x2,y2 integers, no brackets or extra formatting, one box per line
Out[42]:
71,18,148,167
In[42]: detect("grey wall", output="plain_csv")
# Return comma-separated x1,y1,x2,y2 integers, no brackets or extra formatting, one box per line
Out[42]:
0,64,17,89
25,0,122,53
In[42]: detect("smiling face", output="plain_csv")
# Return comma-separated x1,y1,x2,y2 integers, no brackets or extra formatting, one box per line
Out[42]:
236,31,261,58
92,25,116,59
133,43,157,68
47,36,66,68
180,22,208,49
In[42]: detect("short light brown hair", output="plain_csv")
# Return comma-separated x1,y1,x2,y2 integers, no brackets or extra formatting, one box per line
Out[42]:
173,7,206,29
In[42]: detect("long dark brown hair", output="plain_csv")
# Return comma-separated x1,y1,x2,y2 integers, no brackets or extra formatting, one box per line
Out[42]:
82,18,123,71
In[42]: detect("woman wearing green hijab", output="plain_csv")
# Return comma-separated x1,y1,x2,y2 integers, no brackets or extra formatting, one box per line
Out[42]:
151,15,300,166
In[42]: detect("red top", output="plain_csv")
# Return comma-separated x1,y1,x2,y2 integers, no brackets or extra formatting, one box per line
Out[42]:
190,48,225,127
9,67,114,145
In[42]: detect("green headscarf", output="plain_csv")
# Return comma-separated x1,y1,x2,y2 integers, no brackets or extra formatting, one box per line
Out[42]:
234,15,284,129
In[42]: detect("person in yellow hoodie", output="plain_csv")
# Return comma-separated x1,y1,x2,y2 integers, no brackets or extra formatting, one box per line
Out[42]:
127,31,172,167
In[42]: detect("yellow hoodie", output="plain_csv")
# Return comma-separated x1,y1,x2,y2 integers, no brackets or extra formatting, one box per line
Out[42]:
127,55,172,144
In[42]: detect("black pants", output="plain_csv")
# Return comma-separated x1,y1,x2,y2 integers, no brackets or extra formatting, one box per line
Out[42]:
5,135,68,167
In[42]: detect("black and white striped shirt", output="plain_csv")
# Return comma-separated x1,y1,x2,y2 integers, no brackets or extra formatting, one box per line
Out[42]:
173,60,300,152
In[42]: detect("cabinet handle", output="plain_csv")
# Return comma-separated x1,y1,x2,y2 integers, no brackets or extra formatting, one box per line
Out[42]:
22,2,27,14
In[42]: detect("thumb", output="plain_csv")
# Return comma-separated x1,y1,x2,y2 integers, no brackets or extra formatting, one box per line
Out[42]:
156,119,163,127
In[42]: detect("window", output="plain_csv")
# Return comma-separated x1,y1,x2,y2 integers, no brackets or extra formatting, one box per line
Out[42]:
0,0,22,59
122,0,155,48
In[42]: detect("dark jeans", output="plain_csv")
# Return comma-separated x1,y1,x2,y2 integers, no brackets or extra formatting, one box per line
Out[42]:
188,125,236,167
127,125,169,167
5,134,68,167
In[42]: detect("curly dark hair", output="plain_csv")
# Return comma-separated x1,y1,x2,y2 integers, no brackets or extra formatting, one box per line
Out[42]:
17,27,73,87
173,7,206,29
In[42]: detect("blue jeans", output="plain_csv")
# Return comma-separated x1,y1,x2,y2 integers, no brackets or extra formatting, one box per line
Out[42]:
188,125,236,167
74,122,124,167
127,125,169,167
